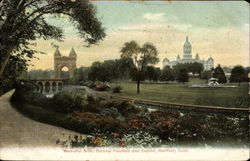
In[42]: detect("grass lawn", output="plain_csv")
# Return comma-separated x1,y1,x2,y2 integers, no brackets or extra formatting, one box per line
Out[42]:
108,79,249,108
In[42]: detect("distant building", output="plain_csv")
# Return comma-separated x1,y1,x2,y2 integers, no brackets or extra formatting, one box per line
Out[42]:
162,36,214,70
54,47,77,79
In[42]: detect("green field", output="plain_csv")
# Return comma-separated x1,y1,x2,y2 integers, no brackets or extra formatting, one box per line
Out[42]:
108,79,249,108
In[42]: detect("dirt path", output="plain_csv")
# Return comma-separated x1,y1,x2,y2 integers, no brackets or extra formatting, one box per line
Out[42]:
0,90,81,148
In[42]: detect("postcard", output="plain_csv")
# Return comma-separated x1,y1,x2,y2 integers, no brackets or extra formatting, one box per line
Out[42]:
0,0,249,160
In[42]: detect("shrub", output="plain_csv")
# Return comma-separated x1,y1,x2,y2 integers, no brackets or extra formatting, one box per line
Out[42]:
95,82,110,91
11,90,49,107
112,86,122,93
100,107,124,121
52,91,87,113
123,131,162,147
15,80,38,92
112,101,142,117
150,110,181,121
68,112,126,133
0,78,15,95
85,80,96,88
79,81,86,86
11,81,48,107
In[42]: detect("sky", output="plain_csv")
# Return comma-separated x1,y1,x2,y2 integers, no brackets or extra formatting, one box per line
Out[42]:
29,1,250,70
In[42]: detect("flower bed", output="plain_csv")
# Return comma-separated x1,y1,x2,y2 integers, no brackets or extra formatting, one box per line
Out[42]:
11,81,249,147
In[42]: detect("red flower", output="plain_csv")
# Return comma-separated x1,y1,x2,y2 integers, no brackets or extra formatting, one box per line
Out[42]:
119,140,125,147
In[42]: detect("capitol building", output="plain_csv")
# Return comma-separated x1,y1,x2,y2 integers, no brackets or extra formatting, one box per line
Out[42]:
162,36,214,70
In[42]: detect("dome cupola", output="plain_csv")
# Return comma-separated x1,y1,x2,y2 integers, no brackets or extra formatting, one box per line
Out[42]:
183,36,192,59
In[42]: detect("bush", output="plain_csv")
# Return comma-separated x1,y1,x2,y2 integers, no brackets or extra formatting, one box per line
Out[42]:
112,86,122,93
52,91,87,113
95,82,110,91
150,110,181,121
15,80,38,92
85,80,96,88
68,112,126,133
0,78,15,95
79,81,86,86
11,91,49,107
100,107,124,121
123,131,161,147
11,81,48,107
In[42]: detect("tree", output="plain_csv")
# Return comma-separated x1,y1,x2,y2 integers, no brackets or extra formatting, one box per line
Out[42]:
88,61,107,82
176,68,189,84
0,0,106,77
213,65,227,83
145,66,161,81
120,41,159,93
0,54,28,94
160,65,175,82
229,65,247,86
191,62,204,76
68,66,89,84
200,70,211,83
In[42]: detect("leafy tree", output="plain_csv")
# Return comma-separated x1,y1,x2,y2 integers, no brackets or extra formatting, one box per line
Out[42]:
145,66,161,81
229,65,247,86
191,62,204,76
88,61,106,82
0,54,28,94
200,70,211,83
176,68,189,84
117,57,131,80
213,65,227,83
173,62,203,77
120,41,159,93
160,65,175,82
0,0,106,77
69,66,89,84
28,69,54,79
87,59,124,83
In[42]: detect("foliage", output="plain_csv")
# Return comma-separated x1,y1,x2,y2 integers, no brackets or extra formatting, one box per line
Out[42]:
68,67,89,84
28,69,54,79
120,41,159,93
0,54,29,94
52,91,87,113
68,112,126,134
112,86,122,93
160,65,175,82
145,66,161,81
11,88,249,147
82,80,96,88
229,65,248,85
200,70,211,81
100,107,124,121
95,82,110,91
10,81,49,107
173,62,204,77
176,68,189,83
123,131,161,147
0,0,106,76
213,65,227,83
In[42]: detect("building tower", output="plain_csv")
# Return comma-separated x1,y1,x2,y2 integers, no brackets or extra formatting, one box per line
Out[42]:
183,36,192,59
54,47,77,79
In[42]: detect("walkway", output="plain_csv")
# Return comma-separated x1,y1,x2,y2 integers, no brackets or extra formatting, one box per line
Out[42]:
0,90,81,148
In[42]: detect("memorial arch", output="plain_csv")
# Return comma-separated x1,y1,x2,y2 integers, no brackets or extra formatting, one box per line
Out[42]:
54,47,77,79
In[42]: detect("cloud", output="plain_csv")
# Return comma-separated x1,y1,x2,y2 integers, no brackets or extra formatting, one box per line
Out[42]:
143,13,167,22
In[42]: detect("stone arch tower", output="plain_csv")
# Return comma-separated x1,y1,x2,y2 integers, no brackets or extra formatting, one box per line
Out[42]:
54,47,77,79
